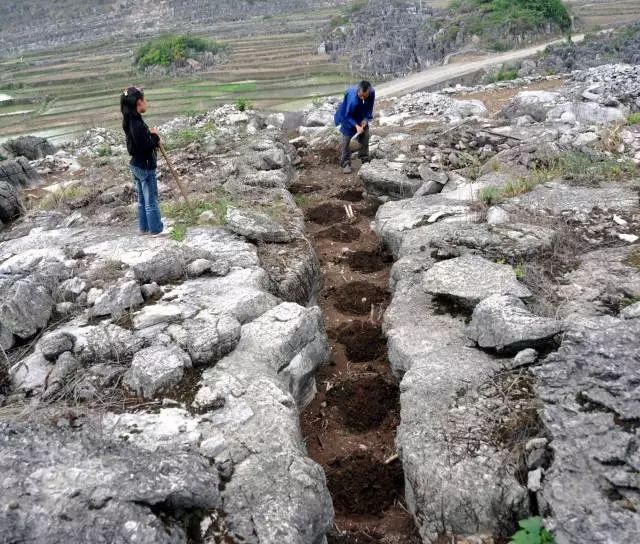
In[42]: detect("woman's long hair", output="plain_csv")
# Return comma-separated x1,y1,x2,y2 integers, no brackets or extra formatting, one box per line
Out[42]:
120,86,144,136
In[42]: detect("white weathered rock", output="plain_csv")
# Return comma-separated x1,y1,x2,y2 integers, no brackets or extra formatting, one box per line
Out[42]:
225,207,291,243
423,254,531,307
38,331,75,360
167,310,241,366
92,280,143,317
124,344,192,398
186,258,213,276
467,294,563,352
11,351,51,394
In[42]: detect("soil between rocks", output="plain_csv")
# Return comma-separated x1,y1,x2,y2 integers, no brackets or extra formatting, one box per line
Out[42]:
296,153,420,542
333,281,390,316
306,202,351,224
326,373,399,431
326,451,404,515
335,321,386,362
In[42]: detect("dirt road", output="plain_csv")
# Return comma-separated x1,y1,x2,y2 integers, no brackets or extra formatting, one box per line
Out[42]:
377,34,585,98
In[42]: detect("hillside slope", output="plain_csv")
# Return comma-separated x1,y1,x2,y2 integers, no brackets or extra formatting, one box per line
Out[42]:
0,0,347,54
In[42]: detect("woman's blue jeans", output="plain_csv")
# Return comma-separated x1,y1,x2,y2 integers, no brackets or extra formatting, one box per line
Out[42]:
130,165,163,234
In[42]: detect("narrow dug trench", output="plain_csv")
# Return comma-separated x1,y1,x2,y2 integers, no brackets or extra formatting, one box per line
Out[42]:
297,156,420,543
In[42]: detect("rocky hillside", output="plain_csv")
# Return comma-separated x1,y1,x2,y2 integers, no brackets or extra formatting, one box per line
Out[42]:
323,0,571,79
0,0,347,54
533,23,640,74
1,62,640,543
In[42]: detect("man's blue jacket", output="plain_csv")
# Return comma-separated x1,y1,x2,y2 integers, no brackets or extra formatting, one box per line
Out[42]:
334,86,375,137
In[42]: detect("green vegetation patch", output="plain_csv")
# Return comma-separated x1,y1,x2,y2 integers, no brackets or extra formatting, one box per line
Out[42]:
628,112,640,126
450,0,571,39
488,66,519,83
510,516,556,544
135,34,227,69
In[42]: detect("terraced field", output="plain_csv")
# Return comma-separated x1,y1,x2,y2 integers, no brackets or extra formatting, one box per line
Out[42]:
0,8,353,143
566,0,640,28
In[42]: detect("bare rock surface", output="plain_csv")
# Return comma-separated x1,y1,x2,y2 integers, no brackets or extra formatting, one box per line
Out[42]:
467,294,564,352
423,254,531,307
535,317,640,544
0,420,221,544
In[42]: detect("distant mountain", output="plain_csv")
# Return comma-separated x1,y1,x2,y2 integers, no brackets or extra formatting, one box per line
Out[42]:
0,0,347,55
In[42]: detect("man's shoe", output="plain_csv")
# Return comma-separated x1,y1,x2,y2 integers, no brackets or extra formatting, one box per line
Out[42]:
342,165,352,174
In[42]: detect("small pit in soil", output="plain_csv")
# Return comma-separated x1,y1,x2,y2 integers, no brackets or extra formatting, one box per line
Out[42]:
306,203,348,225
289,182,321,194
316,224,361,242
345,250,391,274
333,281,389,315
326,451,404,515
337,188,363,202
336,321,386,362
326,373,399,431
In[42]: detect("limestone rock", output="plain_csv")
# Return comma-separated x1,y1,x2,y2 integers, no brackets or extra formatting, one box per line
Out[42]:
168,310,241,366
467,294,564,352
423,254,531,307
0,274,54,339
0,157,39,189
5,135,55,160
124,344,192,398
39,331,75,360
91,280,143,317
0,420,221,543
225,206,291,243
359,160,422,200
375,195,477,258
535,317,640,544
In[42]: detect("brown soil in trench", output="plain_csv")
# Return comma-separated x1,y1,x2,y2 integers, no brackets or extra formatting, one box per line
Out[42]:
296,154,421,543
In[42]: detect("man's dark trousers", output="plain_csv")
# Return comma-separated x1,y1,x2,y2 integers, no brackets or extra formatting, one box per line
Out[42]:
340,125,370,167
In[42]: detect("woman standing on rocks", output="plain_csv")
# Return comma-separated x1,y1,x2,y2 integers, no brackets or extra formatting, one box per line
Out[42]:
120,86,164,236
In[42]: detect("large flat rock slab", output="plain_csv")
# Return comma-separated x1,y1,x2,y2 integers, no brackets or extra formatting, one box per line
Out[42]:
423,254,531,307
375,195,478,258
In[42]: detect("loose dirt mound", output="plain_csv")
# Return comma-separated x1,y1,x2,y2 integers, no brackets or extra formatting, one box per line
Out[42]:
326,373,399,431
333,281,389,315
346,250,391,274
305,203,348,224
326,451,404,515
336,321,386,362
316,224,361,242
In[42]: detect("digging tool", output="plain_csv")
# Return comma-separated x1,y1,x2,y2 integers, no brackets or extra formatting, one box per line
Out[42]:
158,143,193,212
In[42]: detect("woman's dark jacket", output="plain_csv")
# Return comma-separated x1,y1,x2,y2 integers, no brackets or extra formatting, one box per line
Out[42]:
125,113,160,170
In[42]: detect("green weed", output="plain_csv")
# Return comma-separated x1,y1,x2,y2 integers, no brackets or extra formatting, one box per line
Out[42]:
161,194,234,225
509,517,556,544
480,186,503,206
169,223,187,242
627,113,640,126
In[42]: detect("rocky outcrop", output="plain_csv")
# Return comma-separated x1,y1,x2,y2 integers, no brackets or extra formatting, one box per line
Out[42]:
535,317,640,544
4,136,56,160
0,109,333,544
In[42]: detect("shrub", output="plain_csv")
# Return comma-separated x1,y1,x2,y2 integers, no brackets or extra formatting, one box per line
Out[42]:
235,97,253,112
135,34,226,69
488,66,519,83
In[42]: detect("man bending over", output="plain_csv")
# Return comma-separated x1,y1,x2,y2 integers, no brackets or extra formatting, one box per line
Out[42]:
334,80,375,174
